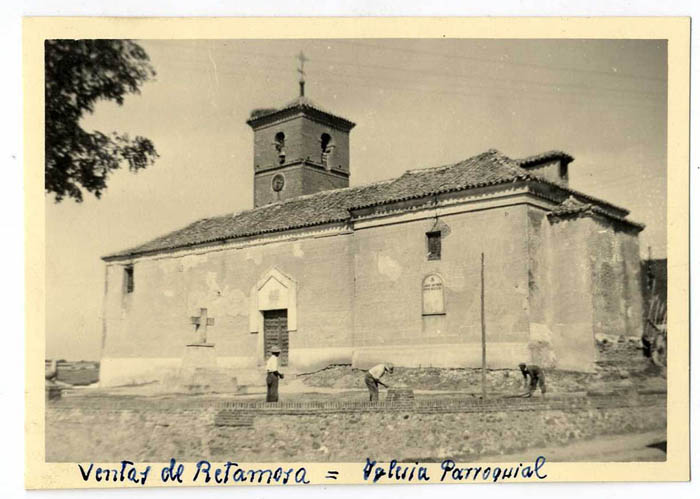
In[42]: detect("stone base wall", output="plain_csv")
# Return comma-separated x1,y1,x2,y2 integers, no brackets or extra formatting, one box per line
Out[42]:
99,357,182,387
46,394,666,463
100,356,263,388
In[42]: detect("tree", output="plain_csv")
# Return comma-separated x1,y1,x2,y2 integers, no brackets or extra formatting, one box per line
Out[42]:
45,39,159,202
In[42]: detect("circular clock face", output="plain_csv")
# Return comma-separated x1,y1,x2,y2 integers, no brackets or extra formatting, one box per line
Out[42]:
272,174,285,192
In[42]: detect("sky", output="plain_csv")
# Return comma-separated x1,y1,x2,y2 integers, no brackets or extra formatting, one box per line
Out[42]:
45,39,667,360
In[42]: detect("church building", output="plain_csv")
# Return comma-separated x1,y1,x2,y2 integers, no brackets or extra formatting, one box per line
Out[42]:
100,83,645,387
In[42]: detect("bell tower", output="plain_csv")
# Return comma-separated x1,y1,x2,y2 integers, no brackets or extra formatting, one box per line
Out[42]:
246,52,355,207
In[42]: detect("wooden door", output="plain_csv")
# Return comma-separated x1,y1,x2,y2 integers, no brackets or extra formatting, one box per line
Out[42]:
263,309,289,366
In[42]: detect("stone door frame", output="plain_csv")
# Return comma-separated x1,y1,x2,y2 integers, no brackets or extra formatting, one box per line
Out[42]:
249,267,297,366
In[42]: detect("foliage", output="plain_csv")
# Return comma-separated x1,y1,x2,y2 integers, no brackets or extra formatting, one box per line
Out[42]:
45,39,159,202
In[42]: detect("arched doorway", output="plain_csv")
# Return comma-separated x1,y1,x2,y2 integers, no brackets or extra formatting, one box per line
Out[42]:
249,267,297,366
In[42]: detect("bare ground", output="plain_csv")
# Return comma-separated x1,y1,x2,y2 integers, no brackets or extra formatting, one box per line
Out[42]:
46,338,666,463
479,430,666,462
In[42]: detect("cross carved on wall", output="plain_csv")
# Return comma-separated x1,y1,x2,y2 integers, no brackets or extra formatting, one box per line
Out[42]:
190,307,215,344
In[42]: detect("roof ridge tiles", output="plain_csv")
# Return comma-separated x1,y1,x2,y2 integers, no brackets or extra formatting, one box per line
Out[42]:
403,149,503,175
518,150,574,166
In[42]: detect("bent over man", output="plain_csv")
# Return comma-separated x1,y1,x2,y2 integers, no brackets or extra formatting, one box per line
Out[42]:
518,362,546,399
266,345,284,403
365,363,394,402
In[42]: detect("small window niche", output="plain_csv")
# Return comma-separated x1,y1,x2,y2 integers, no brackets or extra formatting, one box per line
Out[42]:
320,133,334,167
426,231,442,260
124,265,134,294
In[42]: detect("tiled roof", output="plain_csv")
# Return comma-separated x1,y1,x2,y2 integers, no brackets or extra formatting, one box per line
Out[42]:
549,195,593,215
246,96,356,130
349,149,529,210
103,149,638,260
103,180,392,260
548,196,644,230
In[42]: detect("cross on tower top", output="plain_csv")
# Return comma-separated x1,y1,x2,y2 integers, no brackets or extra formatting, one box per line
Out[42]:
296,51,308,97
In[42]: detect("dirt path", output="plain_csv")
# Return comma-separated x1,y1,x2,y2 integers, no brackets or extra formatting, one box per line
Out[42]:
477,430,666,462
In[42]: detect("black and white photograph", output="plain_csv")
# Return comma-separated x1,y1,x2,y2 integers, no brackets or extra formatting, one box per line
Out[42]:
23,16,690,489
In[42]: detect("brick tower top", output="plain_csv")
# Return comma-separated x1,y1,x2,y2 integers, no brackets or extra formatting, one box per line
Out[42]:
246,53,355,207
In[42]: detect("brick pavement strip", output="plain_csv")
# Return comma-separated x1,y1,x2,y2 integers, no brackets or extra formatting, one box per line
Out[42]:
49,391,665,417
213,392,664,416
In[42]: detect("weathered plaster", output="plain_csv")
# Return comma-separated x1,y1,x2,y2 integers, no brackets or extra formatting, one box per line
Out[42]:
101,190,643,386
377,253,402,281
292,242,304,258
352,205,530,354
352,342,531,369
589,218,643,339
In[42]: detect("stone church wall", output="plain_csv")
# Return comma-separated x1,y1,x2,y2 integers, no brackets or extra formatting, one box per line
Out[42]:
534,214,597,371
526,209,643,372
351,204,531,369
589,219,644,340
525,207,557,367
101,229,355,386
101,199,643,386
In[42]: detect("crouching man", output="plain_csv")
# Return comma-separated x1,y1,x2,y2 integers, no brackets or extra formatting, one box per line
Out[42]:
266,345,284,403
365,363,394,402
518,362,546,399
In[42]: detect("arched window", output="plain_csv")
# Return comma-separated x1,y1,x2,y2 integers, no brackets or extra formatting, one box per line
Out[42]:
422,274,445,315
320,133,333,166
274,132,286,164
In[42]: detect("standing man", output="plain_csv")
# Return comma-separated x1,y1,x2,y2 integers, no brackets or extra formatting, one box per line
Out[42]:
364,363,394,402
518,362,546,399
266,345,284,403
